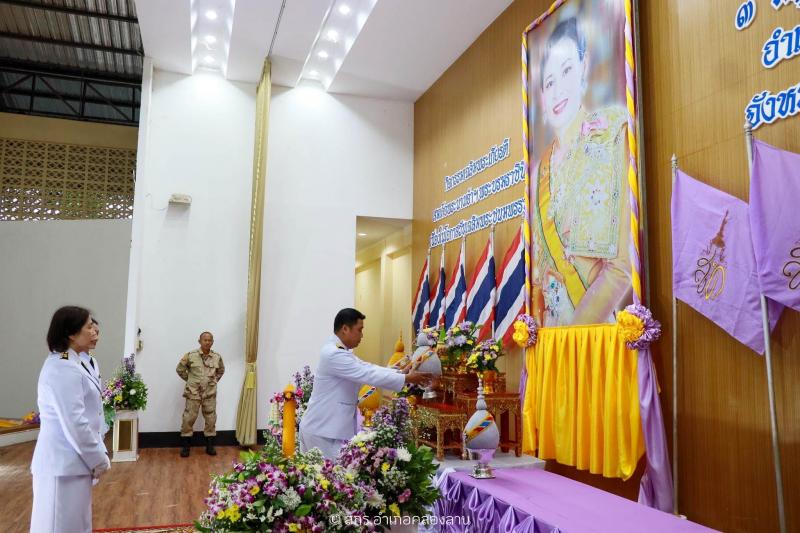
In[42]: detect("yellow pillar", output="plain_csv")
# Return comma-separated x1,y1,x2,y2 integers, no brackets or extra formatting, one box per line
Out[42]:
282,384,296,458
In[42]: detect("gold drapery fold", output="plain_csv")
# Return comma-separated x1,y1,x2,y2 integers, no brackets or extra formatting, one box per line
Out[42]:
522,324,644,480
235,59,271,446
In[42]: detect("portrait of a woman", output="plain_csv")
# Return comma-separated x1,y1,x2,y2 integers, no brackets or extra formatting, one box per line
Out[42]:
528,12,633,327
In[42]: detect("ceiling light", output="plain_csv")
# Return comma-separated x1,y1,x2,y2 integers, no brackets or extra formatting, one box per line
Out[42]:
205,9,218,20
339,4,351,15
326,29,339,42
309,70,319,77
204,35,217,45
358,233,367,237
204,55,215,64
317,50,329,59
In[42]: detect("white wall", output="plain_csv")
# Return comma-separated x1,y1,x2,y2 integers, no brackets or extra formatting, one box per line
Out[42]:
131,68,255,433
0,220,131,417
258,85,413,420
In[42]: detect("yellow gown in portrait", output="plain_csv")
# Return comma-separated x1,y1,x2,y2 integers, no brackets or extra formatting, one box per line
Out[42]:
530,106,632,327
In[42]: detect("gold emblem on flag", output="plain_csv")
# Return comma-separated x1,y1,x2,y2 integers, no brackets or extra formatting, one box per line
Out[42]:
782,245,800,291
694,211,728,301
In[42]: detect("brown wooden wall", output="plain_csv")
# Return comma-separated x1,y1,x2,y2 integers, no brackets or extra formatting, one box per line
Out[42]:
412,1,800,531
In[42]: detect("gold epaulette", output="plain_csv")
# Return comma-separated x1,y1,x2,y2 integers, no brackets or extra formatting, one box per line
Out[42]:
60,352,69,360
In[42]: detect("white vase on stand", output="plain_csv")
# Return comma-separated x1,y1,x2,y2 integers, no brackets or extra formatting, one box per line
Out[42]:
463,376,500,478
112,409,139,462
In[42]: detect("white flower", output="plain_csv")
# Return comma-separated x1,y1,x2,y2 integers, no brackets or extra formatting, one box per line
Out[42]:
351,430,377,444
278,488,300,511
129,389,137,395
396,447,412,462
367,490,385,508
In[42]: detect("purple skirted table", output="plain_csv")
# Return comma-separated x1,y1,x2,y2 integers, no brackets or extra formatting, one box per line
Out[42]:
433,468,718,533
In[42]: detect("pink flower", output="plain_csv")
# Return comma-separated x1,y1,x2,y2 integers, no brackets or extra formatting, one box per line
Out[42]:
581,116,608,137
398,488,412,503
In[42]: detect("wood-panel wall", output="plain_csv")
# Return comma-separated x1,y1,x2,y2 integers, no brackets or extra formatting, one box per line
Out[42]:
413,1,800,531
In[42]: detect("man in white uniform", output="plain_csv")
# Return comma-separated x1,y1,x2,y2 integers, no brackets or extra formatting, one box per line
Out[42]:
299,308,431,459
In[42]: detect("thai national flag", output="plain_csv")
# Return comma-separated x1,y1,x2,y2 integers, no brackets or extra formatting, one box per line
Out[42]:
494,227,526,347
428,248,446,328
411,253,431,335
444,239,467,328
466,232,496,341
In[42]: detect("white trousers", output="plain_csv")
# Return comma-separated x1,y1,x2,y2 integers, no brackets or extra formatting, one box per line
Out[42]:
299,431,345,460
30,474,92,533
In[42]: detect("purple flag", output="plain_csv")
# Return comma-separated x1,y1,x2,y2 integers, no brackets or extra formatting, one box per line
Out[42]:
751,139,800,312
672,170,782,355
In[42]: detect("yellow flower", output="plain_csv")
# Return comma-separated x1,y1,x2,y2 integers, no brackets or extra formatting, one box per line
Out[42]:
319,477,330,490
381,462,390,473
288,524,301,532
224,505,241,522
249,485,260,495
216,510,225,519
466,339,474,345
114,394,123,403
345,472,354,482
512,329,529,348
617,310,644,343
389,503,401,516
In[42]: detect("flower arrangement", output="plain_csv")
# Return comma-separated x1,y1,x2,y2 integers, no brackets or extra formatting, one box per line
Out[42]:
198,397,440,532
101,356,148,426
22,411,40,425
441,321,480,368
267,366,314,443
466,339,504,373
337,398,439,522
198,439,368,532
512,313,538,348
616,303,662,350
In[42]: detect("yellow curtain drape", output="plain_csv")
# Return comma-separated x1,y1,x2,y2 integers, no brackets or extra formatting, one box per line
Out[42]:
235,59,271,446
522,324,644,480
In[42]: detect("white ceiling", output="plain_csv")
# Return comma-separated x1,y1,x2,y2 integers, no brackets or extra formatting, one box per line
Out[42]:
356,216,411,251
134,0,512,102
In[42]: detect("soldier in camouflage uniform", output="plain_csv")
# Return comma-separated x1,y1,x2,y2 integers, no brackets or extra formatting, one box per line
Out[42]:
176,331,224,457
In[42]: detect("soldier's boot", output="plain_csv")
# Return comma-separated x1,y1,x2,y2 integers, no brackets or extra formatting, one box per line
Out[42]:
180,436,191,457
205,436,217,456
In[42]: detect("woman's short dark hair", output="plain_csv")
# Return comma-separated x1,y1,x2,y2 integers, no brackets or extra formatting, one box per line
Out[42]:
334,308,366,332
47,306,91,352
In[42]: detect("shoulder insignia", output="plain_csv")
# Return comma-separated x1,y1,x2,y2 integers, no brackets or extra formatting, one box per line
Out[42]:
335,343,347,350
60,352,69,360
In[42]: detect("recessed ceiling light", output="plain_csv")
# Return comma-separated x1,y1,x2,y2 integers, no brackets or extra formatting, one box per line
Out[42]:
309,70,319,77
317,50,329,59
339,4,351,15
326,29,339,42
205,35,217,45
204,55,215,64
205,9,218,20
358,233,367,237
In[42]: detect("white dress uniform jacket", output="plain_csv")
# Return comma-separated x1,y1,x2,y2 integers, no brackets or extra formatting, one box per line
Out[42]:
300,335,405,443
30,349,109,533
80,351,109,436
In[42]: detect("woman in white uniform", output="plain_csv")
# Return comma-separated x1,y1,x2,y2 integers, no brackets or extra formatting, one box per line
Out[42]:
30,306,111,533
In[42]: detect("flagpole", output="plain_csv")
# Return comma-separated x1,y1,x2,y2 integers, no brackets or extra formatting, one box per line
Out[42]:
745,122,787,533
491,223,496,338
670,154,679,516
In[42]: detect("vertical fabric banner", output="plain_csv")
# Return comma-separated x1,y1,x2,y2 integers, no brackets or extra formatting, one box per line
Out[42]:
411,252,431,335
235,60,271,446
466,233,496,341
445,238,468,328
750,139,800,312
671,169,782,354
